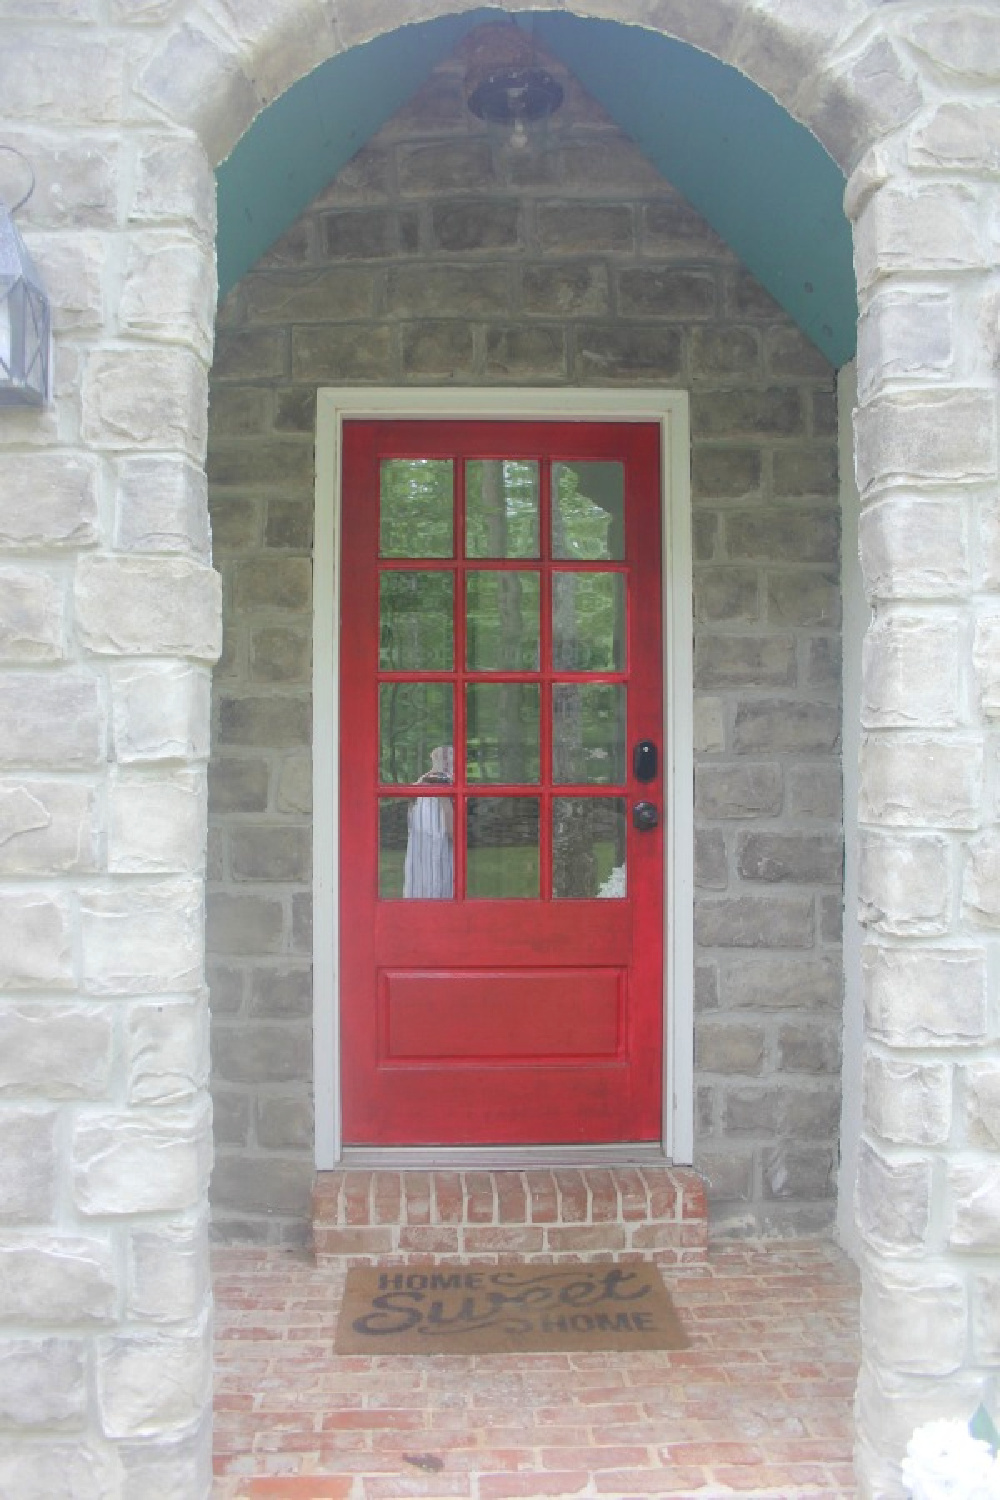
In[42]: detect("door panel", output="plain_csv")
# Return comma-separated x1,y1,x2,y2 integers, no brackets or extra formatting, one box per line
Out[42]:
340,419,663,1145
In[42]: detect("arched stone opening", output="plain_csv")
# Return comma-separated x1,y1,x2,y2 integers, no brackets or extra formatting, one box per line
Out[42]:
4,3,999,1496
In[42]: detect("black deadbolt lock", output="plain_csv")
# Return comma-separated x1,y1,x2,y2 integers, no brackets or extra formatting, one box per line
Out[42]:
633,740,658,782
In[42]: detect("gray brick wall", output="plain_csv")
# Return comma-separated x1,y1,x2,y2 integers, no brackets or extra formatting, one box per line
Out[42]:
206,32,842,1243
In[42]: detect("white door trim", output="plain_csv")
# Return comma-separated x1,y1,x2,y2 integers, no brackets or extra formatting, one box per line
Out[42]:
313,387,694,1167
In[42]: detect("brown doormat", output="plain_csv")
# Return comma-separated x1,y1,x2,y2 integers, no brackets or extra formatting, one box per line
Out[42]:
335,1261,689,1355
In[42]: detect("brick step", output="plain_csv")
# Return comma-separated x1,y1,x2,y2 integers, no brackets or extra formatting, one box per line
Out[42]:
312,1165,707,1265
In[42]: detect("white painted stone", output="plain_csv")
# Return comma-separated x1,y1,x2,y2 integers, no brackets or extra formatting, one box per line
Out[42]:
693,695,725,754
854,391,996,496
0,454,98,549
858,830,951,937
0,893,73,989
857,1139,931,1253
854,184,989,290
856,289,953,401
863,1054,951,1146
29,231,105,334
859,734,983,829
79,880,203,997
76,555,221,661
0,1442,118,1500
0,672,105,770
910,103,1000,176
862,1261,966,1375
948,1164,1000,1250
859,497,970,601
0,1336,86,1427
855,1360,984,1480
862,613,964,729
972,1272,1000,1362
119,232,216,360
0,781,96,875
119,1422,213,1500
136,24,260,164
863,942,987,1047
115,456,210,558
0,1004,112,1099
907,10,1000,85
964,1064,1000,1152
0,1235,115,1325
111,662,211,764
72,1101,212,1217
128,1214,209,1323
203,0,341,104
81,349,208,459
964,831,1000,927
126,997,208,1106
109,769,206,875
0,569,63,663
96,1313,211,1440
0,37,123,124
130,134,217,233
0,1110,57,1224
973,616,1000,720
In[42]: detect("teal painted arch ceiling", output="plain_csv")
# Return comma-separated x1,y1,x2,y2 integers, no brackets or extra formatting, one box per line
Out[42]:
216,9,857,367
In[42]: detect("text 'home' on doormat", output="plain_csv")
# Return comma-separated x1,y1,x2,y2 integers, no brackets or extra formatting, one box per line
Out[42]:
335,1261,689,1355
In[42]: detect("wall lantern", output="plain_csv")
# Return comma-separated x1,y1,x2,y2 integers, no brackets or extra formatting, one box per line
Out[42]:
467,66,564,151
0,149,50,408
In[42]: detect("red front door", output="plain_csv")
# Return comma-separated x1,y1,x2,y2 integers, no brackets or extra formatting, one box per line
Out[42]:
340,419,663,1145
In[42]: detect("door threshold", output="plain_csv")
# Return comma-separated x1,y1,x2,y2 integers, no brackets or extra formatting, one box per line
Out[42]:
337,1143,672,1170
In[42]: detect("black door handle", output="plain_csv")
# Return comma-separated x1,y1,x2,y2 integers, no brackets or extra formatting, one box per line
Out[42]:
633,801,659,832
633,740,658,782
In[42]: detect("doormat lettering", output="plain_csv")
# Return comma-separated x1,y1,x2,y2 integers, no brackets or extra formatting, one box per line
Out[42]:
336,1262,689,1354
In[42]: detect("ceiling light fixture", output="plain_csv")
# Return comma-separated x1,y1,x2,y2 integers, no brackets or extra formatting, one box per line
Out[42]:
467,65,564,150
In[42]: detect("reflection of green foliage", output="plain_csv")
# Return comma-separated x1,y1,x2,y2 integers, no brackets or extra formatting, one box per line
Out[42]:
553,684,626,784
379,572,453,670
466,460,539,559
466,572,540,671
380,459,453,557
467,683,540,784
379,684,452,784
553,574,624,671
554,463,623,560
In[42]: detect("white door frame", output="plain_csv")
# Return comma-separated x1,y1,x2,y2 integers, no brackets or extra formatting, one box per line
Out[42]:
313,388,694,1168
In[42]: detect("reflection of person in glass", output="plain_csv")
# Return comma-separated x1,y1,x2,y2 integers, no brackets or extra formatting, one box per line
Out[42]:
404,745,454,898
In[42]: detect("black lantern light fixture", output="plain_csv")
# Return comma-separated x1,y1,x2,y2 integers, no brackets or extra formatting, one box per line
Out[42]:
468,65,564,151
0,148,50,408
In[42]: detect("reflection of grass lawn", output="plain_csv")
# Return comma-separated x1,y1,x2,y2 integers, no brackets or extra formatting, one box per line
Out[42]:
379,841,621,899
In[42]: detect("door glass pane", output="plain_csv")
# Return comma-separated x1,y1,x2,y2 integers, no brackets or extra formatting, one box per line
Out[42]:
379,685,453,785
380,459,453,558
553,798,627,898
467,571,540,671
466,460,540,559
379,796,454,899
552,684,627,784
552,572,625,671
379,572,453,670
467,797,539,898
467,683,539,784
552,462,624,560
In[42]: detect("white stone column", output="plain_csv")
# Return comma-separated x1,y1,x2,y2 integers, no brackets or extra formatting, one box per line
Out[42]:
0,14,220,1494
849,38,1000,1488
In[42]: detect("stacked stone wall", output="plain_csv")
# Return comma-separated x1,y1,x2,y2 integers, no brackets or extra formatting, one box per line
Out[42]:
206,37,843,1245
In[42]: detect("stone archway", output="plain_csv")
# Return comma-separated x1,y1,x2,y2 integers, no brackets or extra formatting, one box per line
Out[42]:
3,3,998,1494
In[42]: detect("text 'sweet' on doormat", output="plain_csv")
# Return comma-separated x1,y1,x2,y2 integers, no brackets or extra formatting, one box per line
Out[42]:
335,1262,689,1354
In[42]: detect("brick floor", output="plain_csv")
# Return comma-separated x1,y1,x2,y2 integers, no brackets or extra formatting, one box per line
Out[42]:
213,1238,860,1499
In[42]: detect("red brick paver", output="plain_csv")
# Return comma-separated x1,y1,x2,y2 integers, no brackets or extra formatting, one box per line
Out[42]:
213,1239,859,1498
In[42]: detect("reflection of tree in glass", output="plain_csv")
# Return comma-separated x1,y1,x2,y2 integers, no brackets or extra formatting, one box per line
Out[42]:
466,460,539,559
379,683,452,785
553,798,627,898
379,573,452,670
379,459,453,558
